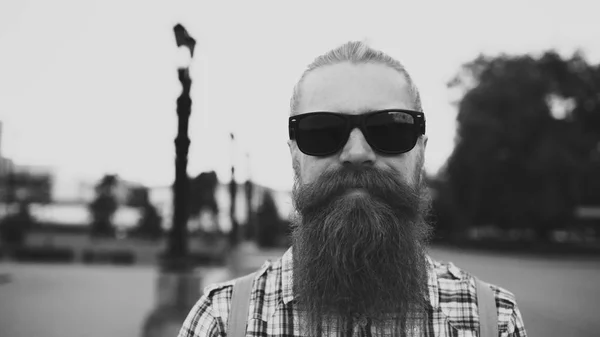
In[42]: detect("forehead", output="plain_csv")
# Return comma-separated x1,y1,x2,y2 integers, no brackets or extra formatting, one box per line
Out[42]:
296,62,414,115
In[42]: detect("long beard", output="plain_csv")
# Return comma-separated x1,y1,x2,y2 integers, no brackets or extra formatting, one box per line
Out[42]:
291,166,432,336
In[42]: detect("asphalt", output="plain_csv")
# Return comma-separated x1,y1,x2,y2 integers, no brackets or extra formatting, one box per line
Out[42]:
429,247,600,337
0,247,598,337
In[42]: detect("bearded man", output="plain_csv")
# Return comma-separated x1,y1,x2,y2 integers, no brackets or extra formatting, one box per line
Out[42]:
178,41,527,336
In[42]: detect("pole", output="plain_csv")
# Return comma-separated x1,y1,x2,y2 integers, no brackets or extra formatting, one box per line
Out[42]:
142,24,200,337
161,23,196,272
228,133,238,246
244,152,254,241
164,66,191,271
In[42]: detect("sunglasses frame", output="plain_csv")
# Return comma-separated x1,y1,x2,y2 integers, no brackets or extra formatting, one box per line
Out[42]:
289,109,426,156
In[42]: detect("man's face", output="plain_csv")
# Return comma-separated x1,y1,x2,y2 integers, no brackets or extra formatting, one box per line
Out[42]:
288,62,432,335
289,62,427,186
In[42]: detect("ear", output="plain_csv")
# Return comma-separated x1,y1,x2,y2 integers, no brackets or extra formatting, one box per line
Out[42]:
288,139,297,164
288,139,300,156
418,135,428,171
289,140,303,180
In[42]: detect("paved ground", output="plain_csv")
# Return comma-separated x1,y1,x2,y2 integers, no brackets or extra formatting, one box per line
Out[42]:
0,263,157,337
0,247,598,337
429,248,600,337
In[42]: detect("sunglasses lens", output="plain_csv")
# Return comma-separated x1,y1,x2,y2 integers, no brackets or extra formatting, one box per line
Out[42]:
297,114,347,155
366,111,418,153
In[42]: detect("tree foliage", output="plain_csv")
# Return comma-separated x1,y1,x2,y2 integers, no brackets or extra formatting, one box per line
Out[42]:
189,171,219,234
129,186,163,240
256,190,284,247
437,50,600,240
189,171,219,218
0,203,34,247
88,174,119,237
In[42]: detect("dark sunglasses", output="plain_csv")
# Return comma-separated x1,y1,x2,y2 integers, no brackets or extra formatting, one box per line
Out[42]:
289,109,425,156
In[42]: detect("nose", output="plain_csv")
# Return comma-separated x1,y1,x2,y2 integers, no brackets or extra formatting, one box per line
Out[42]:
339,128,376,165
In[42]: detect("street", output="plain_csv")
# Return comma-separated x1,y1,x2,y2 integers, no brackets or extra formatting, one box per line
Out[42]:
429,248,600,337
0,247,598,337
0,263,156,337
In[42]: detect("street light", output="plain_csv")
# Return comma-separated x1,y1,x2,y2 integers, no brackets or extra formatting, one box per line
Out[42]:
164,23,195,271
226,142,260,277
142,23,200,337
244,152,254,241
229,132,238,247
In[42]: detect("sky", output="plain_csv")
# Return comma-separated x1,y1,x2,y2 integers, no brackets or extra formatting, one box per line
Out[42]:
1,0,599,199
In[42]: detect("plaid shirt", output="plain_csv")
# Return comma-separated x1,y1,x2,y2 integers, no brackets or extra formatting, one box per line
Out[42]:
178,248,527,336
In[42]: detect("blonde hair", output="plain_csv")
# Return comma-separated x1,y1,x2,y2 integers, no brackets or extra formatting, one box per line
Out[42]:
290,41,422,114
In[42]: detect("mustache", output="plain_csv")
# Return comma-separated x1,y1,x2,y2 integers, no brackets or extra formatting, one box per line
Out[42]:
293,165,422,216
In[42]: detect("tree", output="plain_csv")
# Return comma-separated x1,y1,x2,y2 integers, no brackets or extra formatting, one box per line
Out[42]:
89,174,119,238
129,187,163,240
0,202,34,247
438,51,600,241
188,171,219,233
255,190,283,247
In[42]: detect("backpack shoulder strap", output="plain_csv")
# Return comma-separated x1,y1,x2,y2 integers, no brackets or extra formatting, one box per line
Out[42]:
227,272,256,337
476,278,499,337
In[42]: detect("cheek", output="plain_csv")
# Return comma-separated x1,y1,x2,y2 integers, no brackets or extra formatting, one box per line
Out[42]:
299,160,318,184
296,155,331,185
382,152,421,184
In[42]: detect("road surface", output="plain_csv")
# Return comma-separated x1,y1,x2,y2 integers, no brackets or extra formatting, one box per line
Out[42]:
0,247,598,337
429,247,600,337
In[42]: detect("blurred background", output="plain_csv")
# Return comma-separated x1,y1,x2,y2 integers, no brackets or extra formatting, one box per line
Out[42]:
0,0,599,336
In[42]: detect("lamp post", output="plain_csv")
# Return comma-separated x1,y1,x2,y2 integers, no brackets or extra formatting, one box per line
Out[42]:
142,23,201,337
164,23,196,272
244,152,254,241
228,133,239,246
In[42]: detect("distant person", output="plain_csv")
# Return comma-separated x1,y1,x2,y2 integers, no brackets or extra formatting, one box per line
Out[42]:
178,41,527,336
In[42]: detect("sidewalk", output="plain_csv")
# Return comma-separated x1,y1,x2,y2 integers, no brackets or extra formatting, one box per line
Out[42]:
0,262,156,337
0,244,287,337
3,247,598,337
